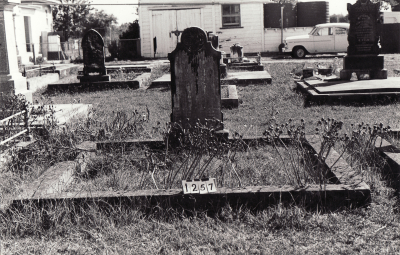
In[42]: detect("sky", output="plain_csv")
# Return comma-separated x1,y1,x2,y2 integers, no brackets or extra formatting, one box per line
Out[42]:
90,0,359,25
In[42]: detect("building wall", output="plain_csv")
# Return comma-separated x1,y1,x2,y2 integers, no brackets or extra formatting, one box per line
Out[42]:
264,27,313,52
14,5,53,64
139,1,317,57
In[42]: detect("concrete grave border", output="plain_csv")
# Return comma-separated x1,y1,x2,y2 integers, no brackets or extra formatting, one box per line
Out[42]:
9,134,370,212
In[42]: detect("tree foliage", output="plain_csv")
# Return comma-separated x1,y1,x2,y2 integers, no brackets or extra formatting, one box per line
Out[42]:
330,14,349,23
119,20,140,40
108,20,140,60
82,10,118,38
52,0,93,40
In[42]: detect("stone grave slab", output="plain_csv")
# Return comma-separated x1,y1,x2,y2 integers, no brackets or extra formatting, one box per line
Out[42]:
222,71,272,85
168,27,224,131
221,85,239,108
30,104,92,127
296,77,400,99
105,65,152,74
150,73,171,88
150,71,272,87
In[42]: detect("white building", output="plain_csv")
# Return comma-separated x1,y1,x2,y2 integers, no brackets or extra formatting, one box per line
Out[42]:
138,0,319,58
0,0,57,104
15,0,57,65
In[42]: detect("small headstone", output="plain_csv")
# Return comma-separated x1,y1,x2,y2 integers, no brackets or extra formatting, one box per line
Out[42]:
79,29,110,82
168,27,226,133
340,0,387,80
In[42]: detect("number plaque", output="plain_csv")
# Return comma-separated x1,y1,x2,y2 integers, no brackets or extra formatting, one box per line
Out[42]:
182,178,216,194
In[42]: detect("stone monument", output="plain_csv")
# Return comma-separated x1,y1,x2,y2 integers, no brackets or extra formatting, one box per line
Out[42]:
0,1,30,106
79,29,110,82
168,27,227,136
340,0,387,80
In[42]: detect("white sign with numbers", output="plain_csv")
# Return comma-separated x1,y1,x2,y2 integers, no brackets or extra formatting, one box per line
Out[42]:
182,178,217,194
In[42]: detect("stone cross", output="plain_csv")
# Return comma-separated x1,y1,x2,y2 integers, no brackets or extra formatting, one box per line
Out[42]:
168,27,224,131
82,29,106,76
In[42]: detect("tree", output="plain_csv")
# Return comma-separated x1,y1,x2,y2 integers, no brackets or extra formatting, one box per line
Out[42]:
82,10,118,39
119,20,140,40
330,14,349,23
52,0,93,40
108,20,140,60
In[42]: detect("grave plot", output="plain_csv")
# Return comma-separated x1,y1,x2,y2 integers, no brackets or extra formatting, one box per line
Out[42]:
47,29,151,93
6,28,371,213
296,0,400,103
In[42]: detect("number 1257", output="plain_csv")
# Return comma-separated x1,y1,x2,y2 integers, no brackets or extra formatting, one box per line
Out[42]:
182,179,216,194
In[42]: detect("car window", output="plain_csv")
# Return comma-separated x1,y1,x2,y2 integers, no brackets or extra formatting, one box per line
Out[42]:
314,27,333,36
309,26,318,35
335,27,348,35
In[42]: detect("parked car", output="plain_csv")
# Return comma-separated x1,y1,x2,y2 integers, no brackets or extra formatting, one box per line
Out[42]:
282,23,350,58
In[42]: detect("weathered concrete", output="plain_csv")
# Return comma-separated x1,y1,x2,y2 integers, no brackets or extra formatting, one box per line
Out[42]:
150,73,170,88
47,80,139,93
18,161,77,199
297,77,400,101
31,104,91,126
27,73,59,93
222,71,272,85
151,71,273,87
221,85,239,108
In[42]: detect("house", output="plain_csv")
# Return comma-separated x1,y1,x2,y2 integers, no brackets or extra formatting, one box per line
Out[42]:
138,0,329,58
0,0,57,105
15,0,58,64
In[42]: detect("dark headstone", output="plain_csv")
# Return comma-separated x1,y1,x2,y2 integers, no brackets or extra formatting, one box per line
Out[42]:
347,0,380,55
82,29,106,76
340,0,387,80
168,27,224,131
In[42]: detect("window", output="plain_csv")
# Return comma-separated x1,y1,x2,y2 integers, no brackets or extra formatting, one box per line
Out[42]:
313,27,333,36
335,27,348,35
24,16,32,52
222,4,240,27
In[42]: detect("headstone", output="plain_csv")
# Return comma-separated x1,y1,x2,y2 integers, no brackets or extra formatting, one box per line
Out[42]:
79,29,110,82
340,0,387,80
168,27,227,134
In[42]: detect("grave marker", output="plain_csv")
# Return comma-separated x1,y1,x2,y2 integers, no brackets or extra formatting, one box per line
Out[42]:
168,27,226,132
79,29,110,82
340,0,387,80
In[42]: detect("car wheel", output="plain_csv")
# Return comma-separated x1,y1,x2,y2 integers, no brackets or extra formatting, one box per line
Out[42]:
293,47,306,58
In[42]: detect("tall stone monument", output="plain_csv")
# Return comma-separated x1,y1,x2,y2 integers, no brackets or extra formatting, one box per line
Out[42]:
168,27,226,134
0,0,30,105
340,0,387,80
79,29,110,82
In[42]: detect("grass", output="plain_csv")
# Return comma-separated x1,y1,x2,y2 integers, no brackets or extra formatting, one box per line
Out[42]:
1,57,400,253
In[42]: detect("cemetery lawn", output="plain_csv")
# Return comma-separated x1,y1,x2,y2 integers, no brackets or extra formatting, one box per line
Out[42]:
2,58,400,253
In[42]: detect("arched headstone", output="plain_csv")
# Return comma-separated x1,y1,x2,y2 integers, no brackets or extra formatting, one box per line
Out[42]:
168,27,224,130
82,29,106,76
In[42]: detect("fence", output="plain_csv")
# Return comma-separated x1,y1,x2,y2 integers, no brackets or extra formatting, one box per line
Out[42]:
0,109,29,146
23,38,141,64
